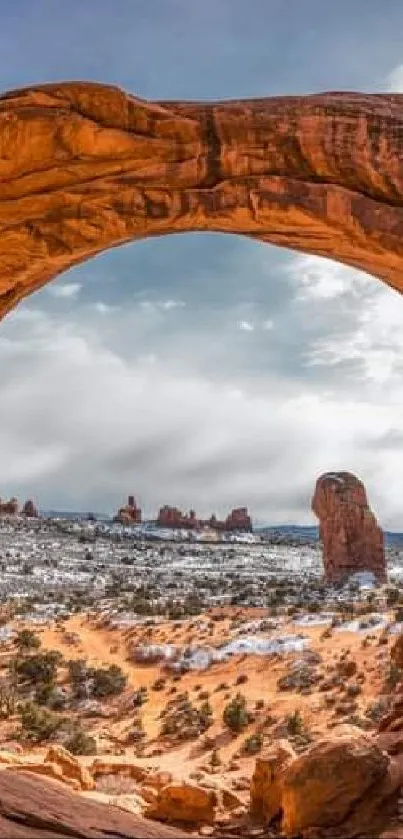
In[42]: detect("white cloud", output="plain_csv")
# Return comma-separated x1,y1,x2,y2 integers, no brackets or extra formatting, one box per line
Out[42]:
48,283,82,300
0,253,403,530
384,64,403,92
93,302,117,315
238,320,255,331
161,300,186,310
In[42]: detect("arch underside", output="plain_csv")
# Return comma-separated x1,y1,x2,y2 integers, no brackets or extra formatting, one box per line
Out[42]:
1,81,403,318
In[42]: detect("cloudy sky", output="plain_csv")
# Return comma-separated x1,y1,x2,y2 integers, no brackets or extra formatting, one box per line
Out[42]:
1,0,403,527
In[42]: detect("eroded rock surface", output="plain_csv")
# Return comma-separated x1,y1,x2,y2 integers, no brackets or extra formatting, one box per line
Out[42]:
250,739,296,823
312,471,386,584
0,769,186,837
1,82,403,316
281,734,400,838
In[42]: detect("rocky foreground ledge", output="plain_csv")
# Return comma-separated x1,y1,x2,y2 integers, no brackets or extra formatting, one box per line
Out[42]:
0,769,186,838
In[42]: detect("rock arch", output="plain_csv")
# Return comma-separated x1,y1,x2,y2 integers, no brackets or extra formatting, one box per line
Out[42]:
1,80,403,319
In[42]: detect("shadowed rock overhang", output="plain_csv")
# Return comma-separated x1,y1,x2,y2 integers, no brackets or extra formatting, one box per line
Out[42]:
1,80,403,318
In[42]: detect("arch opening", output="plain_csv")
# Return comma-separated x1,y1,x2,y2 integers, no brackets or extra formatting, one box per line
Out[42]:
1,80,403,320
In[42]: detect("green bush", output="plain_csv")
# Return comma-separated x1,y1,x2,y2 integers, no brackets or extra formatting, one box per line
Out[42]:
64,728,97,755
67,659,89,699
18,701,64,743
385,663,403,690
14,650,63,687
243,733,263,754
223,693,249,733
285,709,304,737
210,749,221,767
91,664,127,698
13,630,41,653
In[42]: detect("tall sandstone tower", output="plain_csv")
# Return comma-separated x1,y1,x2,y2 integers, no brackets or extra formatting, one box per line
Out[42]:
312,471,386,584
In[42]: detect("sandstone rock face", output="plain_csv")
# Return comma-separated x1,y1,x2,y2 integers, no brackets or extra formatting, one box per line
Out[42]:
1,83,403,318
281,734,399,838
312,471,386,584
0,769,186,838
250,739,296,823
145,782,218,824
378,690,403,734
391,633,403,669
90,756,148,782
45,745,95,791
6,761,81,790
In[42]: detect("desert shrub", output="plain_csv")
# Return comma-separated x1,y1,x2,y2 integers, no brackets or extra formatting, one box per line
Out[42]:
34,682,56,706
0,678,17,718
386,587,400,607
67,658,89,698
132,687,148,707
18,701,64,743
152,678,166,692
395,607,403,623
346,683,362,697
91,664,127,698
223,693,249,734
243,733,263,755
285,709,304,737
13,630,41,653
366,697,389,722
14,650,62,688
385,663,403,690
255,699,265,710
160,697,212,739
64,727,97,755
199,700,213,727
236,673,248,686
125,719,146,748
210,748,221,767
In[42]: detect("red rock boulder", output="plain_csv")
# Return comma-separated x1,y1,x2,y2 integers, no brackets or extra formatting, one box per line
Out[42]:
281,734,400,838
312,471,386,584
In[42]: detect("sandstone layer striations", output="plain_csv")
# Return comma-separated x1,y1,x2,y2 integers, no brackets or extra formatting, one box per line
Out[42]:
0,769,186,838
1,82,403,315
312,471,386,584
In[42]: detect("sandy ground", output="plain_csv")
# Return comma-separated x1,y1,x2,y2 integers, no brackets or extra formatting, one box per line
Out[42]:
0,606,391,785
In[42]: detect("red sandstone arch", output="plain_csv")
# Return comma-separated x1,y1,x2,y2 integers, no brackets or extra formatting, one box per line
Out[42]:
1,80,403,319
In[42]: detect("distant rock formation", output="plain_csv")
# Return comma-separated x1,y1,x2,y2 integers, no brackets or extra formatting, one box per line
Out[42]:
114,495,142,525
0,497,19,516
22,499,38,518
156,505,252,532
312,471,386,584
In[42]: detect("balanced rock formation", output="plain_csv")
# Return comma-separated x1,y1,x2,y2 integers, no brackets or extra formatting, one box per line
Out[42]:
2,83,403,318
312,471,386,584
